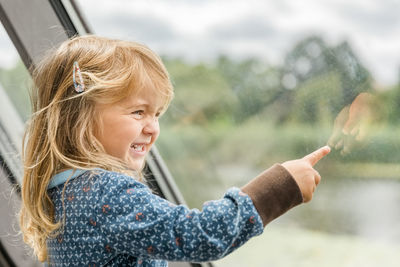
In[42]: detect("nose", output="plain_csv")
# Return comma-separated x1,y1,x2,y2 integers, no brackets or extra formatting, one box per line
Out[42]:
143,117,159,135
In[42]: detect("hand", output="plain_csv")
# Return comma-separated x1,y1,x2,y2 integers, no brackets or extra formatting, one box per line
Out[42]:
282,146,331,202
328,93,373,155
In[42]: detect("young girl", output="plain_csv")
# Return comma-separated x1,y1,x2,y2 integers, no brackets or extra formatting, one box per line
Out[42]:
20,35,330,266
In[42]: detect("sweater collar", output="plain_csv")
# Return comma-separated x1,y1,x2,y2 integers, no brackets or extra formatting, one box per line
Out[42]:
48,169,87,189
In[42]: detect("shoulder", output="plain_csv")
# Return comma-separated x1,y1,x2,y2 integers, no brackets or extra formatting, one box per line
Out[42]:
60,169,156,214
49,168,149,198
82,169,149,193
92,170,168,220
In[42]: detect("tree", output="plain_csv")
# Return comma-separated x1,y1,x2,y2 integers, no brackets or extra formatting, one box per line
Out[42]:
278,35,373,124
217,56,282,122
163,58,238,125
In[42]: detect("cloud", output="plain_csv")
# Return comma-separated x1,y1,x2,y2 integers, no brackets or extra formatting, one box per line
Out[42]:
334,1,400,36
210,16,278,41
89,12,176,43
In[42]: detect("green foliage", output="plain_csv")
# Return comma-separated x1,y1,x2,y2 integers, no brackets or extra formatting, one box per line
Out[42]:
280,36,373,123
157,123,226,208
338,125,400,163
216,56,282,122
289,72,342,125
382,84,400,124
163,59,238,126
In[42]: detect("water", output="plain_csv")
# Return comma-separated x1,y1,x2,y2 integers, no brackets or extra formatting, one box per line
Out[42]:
277,177,400,244
217,164,400,244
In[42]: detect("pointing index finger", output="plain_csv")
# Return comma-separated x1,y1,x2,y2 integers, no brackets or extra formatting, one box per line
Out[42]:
303,146,331,166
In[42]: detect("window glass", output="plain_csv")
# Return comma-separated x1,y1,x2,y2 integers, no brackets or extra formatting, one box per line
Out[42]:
0,22,31,181
0,23,31,121
0,21,39,267
77,0,400,266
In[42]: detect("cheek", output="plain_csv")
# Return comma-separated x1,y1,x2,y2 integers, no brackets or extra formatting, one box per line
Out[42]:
155,122,161,135
151,123,161,143
155,121,161,135
99,119,139,152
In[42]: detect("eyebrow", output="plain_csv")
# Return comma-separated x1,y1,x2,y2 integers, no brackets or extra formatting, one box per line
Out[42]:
124,103,164,113
121,99,148,109
124,103,147,110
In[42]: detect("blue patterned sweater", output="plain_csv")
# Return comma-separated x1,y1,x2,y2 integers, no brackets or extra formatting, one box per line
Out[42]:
46,169,264,266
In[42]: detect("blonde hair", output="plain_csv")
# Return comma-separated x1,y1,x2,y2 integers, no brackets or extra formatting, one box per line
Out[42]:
19,35,173,261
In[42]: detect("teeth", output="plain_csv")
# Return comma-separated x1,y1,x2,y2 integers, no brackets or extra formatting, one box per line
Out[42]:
132,144,144,152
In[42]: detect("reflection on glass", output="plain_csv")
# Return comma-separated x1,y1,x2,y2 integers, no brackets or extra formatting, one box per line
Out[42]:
77,0,400,266
0,23,31,121
0,22,30,181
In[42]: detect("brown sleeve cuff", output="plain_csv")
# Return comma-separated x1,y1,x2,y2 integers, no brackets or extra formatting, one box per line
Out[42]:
241,163,303,226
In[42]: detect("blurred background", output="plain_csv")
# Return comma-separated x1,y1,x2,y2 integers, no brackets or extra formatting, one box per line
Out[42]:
1,0,400,266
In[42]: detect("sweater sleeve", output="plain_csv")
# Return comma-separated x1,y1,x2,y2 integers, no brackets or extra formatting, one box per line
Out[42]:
98,173,263,262
241,164,303,226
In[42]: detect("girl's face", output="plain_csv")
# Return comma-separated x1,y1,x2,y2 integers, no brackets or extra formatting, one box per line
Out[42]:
95,86,165,170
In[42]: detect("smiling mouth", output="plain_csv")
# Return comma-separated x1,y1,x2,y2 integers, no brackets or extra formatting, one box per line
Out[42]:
131,144,145,152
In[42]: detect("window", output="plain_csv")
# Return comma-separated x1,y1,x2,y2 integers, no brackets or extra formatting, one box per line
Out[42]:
0,20,40,267
0,0,72,264
70,0,400,266
0,22,31,121
0,22,29,182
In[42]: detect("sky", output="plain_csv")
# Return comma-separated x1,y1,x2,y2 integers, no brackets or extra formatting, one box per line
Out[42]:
0,0,399,86
75,0,400,86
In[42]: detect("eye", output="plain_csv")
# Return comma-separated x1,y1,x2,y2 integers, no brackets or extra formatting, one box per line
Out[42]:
131,110,144,119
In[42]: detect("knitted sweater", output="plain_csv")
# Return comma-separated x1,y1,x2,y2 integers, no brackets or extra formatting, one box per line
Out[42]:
46,165,302,266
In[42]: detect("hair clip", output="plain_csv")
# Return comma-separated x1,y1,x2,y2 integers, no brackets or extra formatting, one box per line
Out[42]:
73,61,85,93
